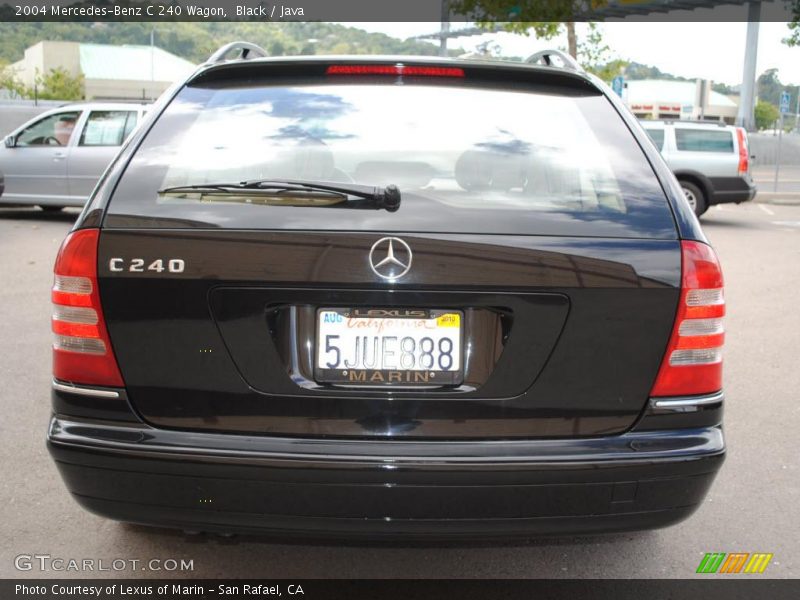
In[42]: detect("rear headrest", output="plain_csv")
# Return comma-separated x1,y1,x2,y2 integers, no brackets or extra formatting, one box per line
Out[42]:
454,149,528,191
354,161,435,188
258,138,335,181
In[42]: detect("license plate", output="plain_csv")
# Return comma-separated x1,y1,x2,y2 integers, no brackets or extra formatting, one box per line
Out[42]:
315,308,463,386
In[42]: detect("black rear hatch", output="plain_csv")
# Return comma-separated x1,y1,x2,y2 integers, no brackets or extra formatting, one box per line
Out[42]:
97,59,680,439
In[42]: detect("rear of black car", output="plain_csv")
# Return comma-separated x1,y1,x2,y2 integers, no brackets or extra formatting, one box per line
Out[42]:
46,56,725,539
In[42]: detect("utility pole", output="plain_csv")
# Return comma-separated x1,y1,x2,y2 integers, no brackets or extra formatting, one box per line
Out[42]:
775,90,791,191
150,28,155,100
774,112,782,191
735,2,760,131
439,0,449,57
796,91,799,132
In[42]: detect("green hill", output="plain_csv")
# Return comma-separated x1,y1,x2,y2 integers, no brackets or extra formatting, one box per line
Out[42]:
0,22,459,65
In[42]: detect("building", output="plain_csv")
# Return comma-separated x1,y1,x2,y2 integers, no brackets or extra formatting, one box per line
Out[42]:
6,41,196,101
626,79,739,124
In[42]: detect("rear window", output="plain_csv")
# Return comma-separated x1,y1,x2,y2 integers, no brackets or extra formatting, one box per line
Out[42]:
642,128,664,150
79,110,139,147
675,128,734,153
105,76,676,238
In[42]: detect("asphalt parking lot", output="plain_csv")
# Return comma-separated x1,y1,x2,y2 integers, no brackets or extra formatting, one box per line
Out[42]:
1,201,798,579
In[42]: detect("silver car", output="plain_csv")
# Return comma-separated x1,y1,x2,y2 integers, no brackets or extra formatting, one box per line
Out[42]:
640,120,756,216
0,103,146,210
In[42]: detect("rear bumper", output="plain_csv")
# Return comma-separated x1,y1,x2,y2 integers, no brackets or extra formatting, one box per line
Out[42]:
708,176,757,205
47,416,725,540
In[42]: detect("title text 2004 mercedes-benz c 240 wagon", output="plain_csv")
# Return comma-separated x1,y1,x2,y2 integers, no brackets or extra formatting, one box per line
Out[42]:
46,44,725,540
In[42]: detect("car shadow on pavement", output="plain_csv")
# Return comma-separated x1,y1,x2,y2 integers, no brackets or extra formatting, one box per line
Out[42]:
113,523,664,578
699,216,765,230
0,207,79,222
120,522,657,549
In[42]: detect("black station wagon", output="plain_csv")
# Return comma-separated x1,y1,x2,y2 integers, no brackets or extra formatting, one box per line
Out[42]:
47,44,725,539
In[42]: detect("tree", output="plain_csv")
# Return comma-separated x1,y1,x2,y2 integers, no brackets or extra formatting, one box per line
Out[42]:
587,59,629,83
756,68,798,117
783,1,800,46
27,68,84,101
447,1,584,31
0,60,26,98
461,39,504,59
757,68,783,105
575,22,627,81
566,22,577,58
786,21,800,47
448,1,619,63
447,0,570,50
577,22,607,65
0,22,464,65
0,61,83,101
754,100,779,131
269,40,286,56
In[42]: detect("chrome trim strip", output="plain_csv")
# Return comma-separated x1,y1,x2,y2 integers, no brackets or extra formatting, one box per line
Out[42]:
52,381,120,399
651,391,724,409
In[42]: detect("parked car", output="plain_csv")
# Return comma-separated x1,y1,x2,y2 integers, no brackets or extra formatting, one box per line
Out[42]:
0,103,146,210
47,46,725,540
640,120,756,216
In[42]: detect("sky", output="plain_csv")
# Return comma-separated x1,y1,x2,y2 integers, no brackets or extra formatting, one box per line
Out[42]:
350,21,800,86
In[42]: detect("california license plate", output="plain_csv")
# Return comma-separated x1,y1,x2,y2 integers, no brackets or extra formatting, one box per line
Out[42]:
315,308,463,386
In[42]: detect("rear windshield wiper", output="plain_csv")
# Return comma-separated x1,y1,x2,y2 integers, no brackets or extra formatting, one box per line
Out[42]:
158,179,402,212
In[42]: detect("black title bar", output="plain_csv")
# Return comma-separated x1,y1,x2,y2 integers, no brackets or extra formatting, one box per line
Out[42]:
4,579,800,600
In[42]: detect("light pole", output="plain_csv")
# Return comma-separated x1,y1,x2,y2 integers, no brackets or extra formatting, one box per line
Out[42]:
735,2,760,131
440,0,450,57
150,28,155,101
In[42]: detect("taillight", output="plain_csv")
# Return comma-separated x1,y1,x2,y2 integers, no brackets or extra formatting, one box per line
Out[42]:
52,228,124,387
736,127,749,176
650,241,724,397
326,64,465,77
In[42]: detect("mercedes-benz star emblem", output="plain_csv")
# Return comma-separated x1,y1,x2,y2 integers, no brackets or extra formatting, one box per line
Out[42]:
369,237,412,280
